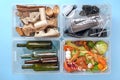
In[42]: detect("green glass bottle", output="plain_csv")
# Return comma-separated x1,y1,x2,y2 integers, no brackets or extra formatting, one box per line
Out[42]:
24,56,58,64
17,41,52,50
22,64,59,71
21,51,57,59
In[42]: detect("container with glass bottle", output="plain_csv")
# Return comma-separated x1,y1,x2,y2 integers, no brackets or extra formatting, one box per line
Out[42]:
13,39,61,73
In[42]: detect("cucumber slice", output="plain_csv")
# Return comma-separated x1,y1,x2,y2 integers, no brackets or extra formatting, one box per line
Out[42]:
95,41,108,55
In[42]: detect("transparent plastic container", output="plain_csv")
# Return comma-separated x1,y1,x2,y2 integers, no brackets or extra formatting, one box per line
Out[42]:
62,39,111,74
13,4,61,39
12,3,111,75
61,4,111,39
12,39,61,74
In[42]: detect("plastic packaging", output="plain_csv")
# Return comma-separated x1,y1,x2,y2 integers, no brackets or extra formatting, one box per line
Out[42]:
62,4,111,38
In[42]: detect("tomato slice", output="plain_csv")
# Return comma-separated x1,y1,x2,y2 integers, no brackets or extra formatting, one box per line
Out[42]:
64,61,74,72
75,57,87,69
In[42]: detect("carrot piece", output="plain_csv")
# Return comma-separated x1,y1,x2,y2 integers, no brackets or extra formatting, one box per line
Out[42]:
87,51,107,66
98,63,104,70
101,65,108,72
64,45,74,51
87,51,94,57
98,57,106,66
70,51,79,62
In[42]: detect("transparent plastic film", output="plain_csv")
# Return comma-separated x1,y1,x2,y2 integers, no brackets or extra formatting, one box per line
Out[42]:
62,4,111,38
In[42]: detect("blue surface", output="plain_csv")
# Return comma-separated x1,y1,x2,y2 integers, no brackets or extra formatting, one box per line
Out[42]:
0,0,120,80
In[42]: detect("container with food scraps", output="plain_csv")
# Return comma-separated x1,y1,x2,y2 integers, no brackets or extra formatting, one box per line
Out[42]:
62,39,110,74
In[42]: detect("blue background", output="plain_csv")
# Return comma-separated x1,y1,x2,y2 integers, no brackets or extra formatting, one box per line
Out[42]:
0,0,120,80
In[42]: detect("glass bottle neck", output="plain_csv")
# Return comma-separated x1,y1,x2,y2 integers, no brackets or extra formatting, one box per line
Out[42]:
21,54,32,59
22,65,33,69
17,44,26,47
25,59,40,64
